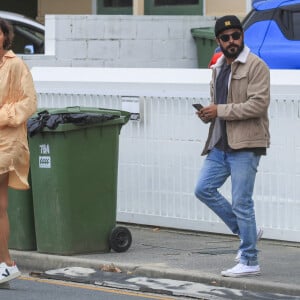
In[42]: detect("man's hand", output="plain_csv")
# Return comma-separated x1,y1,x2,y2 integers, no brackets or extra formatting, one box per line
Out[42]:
196,104,218,123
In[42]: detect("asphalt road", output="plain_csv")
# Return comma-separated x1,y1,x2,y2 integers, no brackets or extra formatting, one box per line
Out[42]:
1,273,300,300
0,276,182,300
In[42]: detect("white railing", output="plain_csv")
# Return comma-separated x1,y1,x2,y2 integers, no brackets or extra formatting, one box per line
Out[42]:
31,67,300,242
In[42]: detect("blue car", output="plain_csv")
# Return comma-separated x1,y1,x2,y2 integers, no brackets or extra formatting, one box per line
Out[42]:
243,0,300,69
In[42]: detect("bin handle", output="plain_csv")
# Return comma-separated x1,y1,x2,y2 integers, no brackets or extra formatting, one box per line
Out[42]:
65,106,122,116
66,106,81,113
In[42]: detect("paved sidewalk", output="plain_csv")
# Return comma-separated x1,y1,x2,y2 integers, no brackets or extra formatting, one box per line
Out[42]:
11,224,300,297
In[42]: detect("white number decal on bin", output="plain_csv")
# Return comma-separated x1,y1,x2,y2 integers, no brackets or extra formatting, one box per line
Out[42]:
39,144,50,154
39,156,51,168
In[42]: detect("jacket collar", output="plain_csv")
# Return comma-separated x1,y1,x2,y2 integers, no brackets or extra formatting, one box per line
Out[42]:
213,45,250,69
4,50,16,58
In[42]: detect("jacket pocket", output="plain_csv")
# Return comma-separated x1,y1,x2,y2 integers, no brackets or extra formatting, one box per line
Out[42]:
230,73,248,103
228,118,266,144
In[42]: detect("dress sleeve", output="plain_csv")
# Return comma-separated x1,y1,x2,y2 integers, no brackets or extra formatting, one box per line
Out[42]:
0,65,37,127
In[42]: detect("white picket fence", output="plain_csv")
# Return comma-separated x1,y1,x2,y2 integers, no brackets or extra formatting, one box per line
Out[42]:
31,67,300,242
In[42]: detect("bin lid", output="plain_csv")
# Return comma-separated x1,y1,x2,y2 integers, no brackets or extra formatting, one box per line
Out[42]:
190,27,215,39
28,106,130,136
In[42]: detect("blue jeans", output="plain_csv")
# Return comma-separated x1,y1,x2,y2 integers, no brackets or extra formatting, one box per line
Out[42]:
194,147,261,266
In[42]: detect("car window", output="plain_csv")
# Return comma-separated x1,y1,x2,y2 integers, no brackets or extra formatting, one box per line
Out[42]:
276,4,300,40
1,18,44,55
11,22,44,54
244,4,300,41
292,11,300,39
243,9,274,30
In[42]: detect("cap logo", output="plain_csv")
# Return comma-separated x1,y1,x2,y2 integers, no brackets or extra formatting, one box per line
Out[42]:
225,21,231,26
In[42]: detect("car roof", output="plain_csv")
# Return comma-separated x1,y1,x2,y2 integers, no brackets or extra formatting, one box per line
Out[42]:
254,0,300,10
0,10,44,31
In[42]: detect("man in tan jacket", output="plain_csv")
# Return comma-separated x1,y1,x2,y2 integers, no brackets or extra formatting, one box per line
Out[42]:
194,15,270,277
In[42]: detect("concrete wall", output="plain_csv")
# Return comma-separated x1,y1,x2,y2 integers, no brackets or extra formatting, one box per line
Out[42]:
23,15,215,69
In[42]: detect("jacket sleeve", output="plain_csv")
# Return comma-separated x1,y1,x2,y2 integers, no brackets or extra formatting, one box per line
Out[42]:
0,66,37,127
217,59,270,120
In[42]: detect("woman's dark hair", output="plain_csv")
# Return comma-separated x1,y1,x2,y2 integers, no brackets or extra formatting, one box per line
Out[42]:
0,18,14,50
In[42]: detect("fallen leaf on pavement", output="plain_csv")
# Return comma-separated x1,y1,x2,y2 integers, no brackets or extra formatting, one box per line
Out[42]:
100,263,122,273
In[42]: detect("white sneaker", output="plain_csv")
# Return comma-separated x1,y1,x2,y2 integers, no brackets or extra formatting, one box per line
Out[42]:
221,263,261,277
0,262,21,284
234,228,264,262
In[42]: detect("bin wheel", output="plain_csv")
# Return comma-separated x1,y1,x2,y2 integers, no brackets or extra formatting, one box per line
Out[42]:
109,226,132,253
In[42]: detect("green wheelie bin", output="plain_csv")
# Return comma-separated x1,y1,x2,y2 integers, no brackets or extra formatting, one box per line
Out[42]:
190,27,217,68
8,174,37,251
28,107,132,255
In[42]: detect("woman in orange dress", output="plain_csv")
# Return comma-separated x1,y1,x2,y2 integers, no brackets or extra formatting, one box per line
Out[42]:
0,18,37,284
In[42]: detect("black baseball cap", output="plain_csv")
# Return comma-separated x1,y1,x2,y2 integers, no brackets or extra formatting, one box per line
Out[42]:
214,15,243,37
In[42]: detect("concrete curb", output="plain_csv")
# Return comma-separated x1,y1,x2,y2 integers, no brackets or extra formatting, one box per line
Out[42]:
11,250,300,297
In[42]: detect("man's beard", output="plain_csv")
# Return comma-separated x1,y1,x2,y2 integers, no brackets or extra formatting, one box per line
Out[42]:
220,41,244,59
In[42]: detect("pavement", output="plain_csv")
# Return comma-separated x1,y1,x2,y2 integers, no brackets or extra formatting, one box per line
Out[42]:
10,224,300,298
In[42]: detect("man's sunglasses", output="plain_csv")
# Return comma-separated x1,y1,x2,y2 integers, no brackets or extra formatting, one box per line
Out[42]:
218,32,242,42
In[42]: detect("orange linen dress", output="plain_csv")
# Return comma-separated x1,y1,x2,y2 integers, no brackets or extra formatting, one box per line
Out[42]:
0,50,37,190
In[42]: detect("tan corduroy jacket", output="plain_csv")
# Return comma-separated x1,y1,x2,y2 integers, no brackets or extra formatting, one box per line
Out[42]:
0,50,37,189
202,46,270,155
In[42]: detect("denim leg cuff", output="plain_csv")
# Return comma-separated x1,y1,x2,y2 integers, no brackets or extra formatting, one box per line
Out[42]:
240,258,259,266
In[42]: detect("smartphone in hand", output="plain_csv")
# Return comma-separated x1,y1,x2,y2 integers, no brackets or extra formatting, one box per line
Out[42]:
193,103,210,123
192,103,204,111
